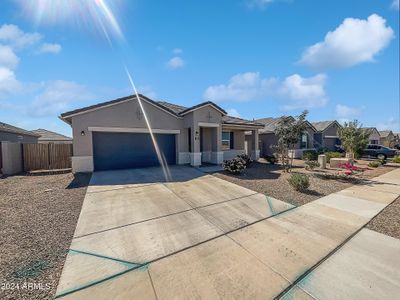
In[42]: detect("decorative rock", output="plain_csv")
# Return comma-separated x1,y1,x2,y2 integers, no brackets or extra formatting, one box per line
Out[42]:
330,158,353,168
318,155,327,169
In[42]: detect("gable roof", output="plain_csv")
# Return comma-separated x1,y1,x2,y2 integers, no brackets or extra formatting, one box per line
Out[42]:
379,130,393,138
361,127,380,136
60,94,261,127
158,101,262,127
256,116,316,134
0,121,40,137
311,120,341,132
31,129,72,142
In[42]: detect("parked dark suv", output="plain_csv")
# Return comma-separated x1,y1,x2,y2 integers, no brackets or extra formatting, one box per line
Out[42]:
362,144,397,159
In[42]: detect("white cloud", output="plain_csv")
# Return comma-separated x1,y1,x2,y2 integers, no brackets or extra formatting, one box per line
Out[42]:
246,0,275,9
204,72,327,111
376,117,399,131
226,108,241,118
0,24,42,49
299,14,394,70
204,72,277,102
30,80,95,117
278,74,327,110
0,45,19,69
166,56,185,69
37,43,62,54
391,0,399,10
0,67,21,94
335,104,364,118
172,48,183,54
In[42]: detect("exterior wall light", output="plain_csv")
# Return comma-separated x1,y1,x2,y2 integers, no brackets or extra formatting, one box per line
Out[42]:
81,130,85,136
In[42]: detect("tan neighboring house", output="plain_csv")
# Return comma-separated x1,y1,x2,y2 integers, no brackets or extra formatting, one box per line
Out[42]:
311,120,342,151
361,127,380,144
254,116,317,158
379,130,396,147
60,94,263,173
31,129,73,144
0,122,39,143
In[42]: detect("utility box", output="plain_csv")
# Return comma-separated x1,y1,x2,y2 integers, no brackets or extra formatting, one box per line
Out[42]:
318,154,327,169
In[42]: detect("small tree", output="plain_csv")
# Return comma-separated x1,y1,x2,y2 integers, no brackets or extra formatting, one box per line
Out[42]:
338,120,369,159
272,110,308,172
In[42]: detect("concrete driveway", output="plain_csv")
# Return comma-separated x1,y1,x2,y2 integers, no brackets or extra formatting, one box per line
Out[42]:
56,166,400,299
56,165,293,298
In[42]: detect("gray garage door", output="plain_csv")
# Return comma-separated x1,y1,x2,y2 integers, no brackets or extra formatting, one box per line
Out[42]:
93,132,176,171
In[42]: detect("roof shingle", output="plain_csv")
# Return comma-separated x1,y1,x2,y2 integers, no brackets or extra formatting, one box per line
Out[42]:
0,122,40,137
31,129,72,142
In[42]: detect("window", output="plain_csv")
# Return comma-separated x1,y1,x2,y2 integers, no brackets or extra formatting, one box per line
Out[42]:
222,131,231,150
300,133,308,149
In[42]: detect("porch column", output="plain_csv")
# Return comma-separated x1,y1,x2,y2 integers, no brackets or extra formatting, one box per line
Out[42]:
251,129,260,160
190,125,201,166
211,126,223,164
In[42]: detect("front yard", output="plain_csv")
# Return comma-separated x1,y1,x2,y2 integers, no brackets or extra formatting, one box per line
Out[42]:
0,173,91,300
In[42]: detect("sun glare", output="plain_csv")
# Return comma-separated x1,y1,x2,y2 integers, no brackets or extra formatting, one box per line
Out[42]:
17,0,124,40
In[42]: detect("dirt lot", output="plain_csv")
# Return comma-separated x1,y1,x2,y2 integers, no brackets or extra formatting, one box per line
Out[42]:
0,172,91,300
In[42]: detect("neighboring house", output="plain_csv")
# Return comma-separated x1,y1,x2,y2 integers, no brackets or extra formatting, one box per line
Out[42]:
0,121,39,143
311,120,342,151
60,94,263,173
361,127,380,145
254,116,317,158
31,129,73,144
379,130,396,147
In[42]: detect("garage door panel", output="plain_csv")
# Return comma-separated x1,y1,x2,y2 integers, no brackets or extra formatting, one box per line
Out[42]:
93,132,176,171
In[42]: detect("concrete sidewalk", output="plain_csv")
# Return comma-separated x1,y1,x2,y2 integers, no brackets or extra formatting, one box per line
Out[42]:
56,167,400,299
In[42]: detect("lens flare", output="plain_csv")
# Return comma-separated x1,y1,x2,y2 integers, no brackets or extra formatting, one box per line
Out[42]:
17,0,124,41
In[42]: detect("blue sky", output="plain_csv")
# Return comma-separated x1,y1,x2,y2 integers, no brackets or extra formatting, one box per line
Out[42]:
0,0,399,136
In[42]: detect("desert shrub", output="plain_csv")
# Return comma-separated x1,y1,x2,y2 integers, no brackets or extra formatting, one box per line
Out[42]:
393,156,400,164
368,161,381,168
302,150,318,161
264,155,277,164
324,151,343,163
223,157,246,174
288,173,310,192
379,159,387,165
237,153,252,167
305,160,320,170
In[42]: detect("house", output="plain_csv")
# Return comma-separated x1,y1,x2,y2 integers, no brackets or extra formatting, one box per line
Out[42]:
31,129,73,144
60,94,263,173
311,120,342,151
379,130,396,147
254,116,317,158
0,121,39,143
361,127,380,144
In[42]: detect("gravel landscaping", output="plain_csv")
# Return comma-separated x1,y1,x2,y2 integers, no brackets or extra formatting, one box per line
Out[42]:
213,159,399,207
367,197,400,240
0,172,91,300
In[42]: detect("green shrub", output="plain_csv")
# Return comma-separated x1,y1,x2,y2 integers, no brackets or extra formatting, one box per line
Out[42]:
288,173,310,192
302,150,318,161
393,156,400,164
237,153,252,167
264,155,277,164
368,161,380,168
324,151,343,163
379,159,387,165
223,157,246,174
305,160,320,170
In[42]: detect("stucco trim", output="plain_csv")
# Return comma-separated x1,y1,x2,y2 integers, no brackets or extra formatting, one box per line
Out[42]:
324,135,339,138
72,156,93,173
222,124,264,130
198,122,220,128
88,127,181,134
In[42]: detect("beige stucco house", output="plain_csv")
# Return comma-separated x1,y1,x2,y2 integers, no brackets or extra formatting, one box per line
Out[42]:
379,130,396,147
60,94,263,173
361,127,380,145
